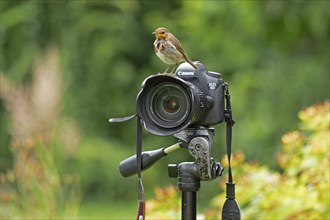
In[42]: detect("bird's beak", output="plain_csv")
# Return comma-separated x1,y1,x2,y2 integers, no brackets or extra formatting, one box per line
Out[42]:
152,31,155,35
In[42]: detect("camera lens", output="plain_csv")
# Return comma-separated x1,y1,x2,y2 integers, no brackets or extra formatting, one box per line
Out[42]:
136,74,206,136
148,83,191,128
163,95,180,114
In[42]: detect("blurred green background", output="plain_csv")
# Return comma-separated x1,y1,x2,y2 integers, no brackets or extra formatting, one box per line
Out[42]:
1,0,329,219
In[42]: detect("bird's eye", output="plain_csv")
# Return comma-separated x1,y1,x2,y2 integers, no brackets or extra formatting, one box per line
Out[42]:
161,31,165,34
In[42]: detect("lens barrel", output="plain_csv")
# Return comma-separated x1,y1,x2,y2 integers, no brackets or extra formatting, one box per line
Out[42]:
137,75,201,136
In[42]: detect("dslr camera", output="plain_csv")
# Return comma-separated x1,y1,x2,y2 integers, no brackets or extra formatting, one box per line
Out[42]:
137,62,225,136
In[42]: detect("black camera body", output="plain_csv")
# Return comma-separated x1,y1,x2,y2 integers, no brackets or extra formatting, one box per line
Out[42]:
137,62,225,136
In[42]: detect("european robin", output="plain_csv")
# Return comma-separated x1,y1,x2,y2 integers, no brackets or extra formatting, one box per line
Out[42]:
153,27,198,74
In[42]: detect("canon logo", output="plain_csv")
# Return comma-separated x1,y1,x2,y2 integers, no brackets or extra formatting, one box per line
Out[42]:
177,71,194,76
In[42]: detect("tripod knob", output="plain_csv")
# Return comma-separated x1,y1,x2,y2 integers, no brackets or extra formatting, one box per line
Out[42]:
215,162,224,177
168,164,178,178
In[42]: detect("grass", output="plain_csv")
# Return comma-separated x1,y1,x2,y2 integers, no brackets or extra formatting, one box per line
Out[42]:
78,200,137,220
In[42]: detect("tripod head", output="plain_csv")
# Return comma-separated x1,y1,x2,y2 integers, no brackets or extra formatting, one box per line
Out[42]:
173,126,223,180
118,126,223,181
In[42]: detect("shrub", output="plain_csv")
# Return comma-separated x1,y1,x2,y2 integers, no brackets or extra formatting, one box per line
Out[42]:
0,49,81,219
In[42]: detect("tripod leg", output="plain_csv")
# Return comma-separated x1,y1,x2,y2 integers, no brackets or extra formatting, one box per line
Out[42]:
182,191,197,220
169,163,200,220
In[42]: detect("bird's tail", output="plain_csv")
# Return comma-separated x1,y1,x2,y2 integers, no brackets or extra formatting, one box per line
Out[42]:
184,57,198,69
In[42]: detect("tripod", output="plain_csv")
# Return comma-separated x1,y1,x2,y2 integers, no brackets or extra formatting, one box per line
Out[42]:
119,126,223,220
169,127,223,220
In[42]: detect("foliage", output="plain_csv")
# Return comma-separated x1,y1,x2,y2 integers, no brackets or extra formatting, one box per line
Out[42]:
146,185,181,219
0,1,329,218
1,1,329,162
146,101,330,219
0,49,80,218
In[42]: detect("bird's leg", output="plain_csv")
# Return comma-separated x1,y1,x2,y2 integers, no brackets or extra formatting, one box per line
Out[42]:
164,65,171,74
170,64,178,75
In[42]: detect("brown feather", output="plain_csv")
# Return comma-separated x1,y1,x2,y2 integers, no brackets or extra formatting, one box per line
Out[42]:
168,33,198,69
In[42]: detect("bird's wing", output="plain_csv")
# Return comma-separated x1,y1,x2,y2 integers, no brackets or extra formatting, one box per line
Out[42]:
168,35,189,59
168,34,198,69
